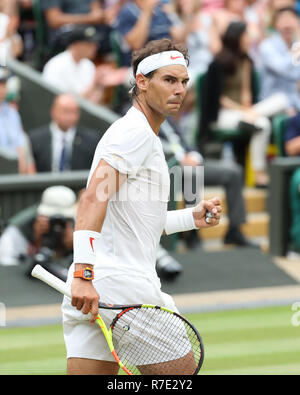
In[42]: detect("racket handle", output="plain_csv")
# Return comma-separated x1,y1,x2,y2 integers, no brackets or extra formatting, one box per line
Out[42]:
31,264,72,299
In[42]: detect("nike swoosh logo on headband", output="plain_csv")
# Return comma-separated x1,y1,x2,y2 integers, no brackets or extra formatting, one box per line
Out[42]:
170,55,183,60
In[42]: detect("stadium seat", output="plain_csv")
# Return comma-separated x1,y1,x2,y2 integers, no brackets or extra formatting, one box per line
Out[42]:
195,69,261,143
272,113,289,157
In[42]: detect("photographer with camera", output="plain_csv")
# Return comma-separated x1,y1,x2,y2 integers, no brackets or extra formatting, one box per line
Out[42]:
0,186,76,278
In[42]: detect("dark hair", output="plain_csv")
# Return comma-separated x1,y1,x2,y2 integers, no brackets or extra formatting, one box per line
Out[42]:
216,21,249,75
130,38,189,98
273,6,299,23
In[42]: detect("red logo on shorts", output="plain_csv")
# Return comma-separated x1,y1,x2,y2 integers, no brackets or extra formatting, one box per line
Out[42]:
89,237,95,252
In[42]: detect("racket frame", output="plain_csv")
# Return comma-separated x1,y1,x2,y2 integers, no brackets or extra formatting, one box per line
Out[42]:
31,264,204,375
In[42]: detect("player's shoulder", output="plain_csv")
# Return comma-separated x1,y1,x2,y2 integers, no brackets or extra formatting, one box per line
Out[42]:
103,106,153,143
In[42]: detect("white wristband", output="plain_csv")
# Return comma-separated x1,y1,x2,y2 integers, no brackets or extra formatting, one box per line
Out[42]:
164,208,197,235
73,230,101,266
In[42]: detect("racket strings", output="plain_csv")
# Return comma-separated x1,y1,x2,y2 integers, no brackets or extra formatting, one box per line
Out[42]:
111,307,202,375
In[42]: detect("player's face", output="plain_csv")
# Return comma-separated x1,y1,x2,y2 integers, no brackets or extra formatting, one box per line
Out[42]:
145,65,189,117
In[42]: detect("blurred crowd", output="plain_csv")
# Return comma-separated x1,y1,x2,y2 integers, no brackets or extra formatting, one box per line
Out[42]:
1,1,300,175
2,0,300,267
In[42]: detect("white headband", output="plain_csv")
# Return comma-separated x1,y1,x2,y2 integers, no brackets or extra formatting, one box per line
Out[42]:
136,51,188,76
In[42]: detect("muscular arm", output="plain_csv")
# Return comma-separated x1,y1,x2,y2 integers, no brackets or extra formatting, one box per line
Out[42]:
45,1,104,29
124,9,153,50
72,159,127,323
75,159,126,231
124,0,159,50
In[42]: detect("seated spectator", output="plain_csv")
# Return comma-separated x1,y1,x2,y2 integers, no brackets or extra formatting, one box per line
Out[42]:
266,0,297,30
212,0,266,65
0,185,76,266
0,0,23,63
102,0,128,26
213,0,264,36
160,117,258,248
0,66,34,174
173,0,222,83
41,0,112,54
42,25,129,105
258,6,300,114
198,21,288,187
113,0,188,67
28,93,100,172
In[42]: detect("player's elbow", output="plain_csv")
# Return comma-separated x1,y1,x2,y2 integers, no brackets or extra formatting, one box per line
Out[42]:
79,189,98,208
79,187,109,210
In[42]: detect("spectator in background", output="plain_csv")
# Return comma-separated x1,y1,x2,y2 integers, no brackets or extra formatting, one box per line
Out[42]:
172,0,222,83
213,0,247,35
213,0,264,36
198,21,288,187
113,0,189,67
28,93,100,172
0,0,23,63
102,0,128,26
212,0,266,65
167,0,222,129
160,117,258,248
258,7,300,114
266,0,297,30
41,0,112,54
0,185,76,266
0,66,34,174
42,25,129,105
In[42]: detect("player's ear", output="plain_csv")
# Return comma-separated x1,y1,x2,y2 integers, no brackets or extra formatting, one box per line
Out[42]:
136,74,148,92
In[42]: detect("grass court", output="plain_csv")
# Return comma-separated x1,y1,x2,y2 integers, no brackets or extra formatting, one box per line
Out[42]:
0,304,299,375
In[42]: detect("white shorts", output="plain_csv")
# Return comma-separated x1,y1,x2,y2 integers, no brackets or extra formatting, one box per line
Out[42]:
62,273,179,362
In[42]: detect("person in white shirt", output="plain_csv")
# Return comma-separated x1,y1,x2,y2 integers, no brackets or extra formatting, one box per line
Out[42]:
62,38,222,375
42,25,130,104
0,1,23,64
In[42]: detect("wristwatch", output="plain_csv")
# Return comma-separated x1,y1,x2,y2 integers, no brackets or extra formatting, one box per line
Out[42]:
74,267,94,281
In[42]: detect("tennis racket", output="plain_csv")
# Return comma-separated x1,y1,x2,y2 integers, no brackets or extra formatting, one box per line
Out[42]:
31,264,204,375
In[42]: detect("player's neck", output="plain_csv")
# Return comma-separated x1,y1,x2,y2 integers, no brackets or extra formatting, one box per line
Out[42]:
133,98,165,136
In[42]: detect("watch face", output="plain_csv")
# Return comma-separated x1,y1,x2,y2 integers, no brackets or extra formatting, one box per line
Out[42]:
84,269,93,279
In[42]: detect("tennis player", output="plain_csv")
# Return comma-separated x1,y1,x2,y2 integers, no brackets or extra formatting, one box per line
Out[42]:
62,38,222,375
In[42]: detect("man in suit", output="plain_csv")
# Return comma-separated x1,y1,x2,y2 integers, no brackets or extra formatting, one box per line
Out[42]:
28,93,100,172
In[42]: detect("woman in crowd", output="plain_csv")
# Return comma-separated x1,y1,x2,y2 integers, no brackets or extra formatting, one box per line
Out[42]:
199,21,288,187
